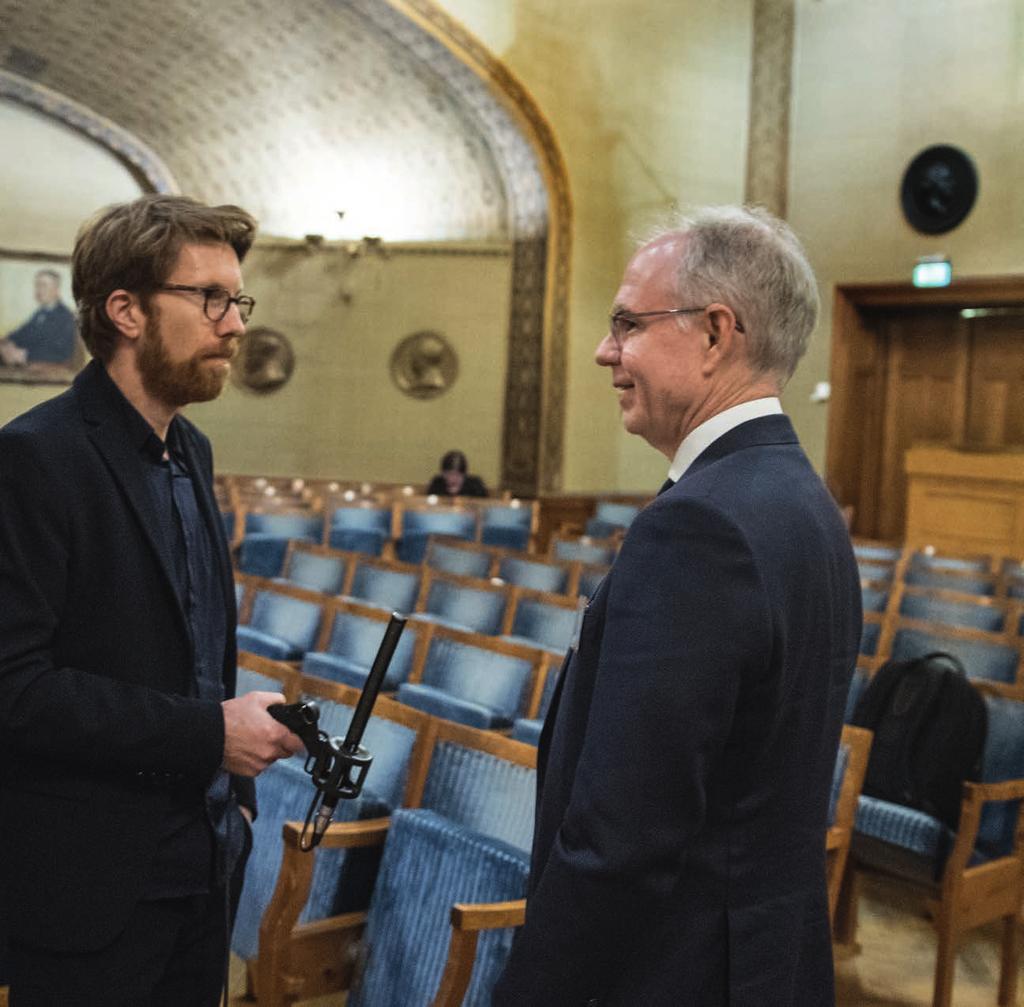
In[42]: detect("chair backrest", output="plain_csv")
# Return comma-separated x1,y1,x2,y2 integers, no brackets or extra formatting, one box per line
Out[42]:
551,536,617,566
402,508,478,539
903,567,996,596
422,574,508,636
577,563,609,598
857,561,894,583
349,560,421,613
853,542,901,563
507,592,578,654
283,544,349,595
480,503,533,531
346,808,529,1007
330,504,392,533
498,555,571,595
426,539,494,579
248,588,324,654
417,721,537,853
861,583,889,614
860,620,881,656
977,694,1024,858
235,651,299,700
844,667,871,723
417,634,534,726
245,510,324,540
310,604,421,690
910,550,992,574
890,626,1020,686
899,591,1005,633
593,500,641,528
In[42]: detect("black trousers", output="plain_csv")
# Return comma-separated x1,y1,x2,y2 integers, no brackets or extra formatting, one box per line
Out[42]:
8,825,250,1007
9,888,229,1007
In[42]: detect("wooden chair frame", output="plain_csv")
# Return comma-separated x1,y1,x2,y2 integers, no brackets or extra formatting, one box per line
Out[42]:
826,725,872,922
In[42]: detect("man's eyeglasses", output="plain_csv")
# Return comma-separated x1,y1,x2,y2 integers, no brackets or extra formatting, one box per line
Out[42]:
157,284,255,324
607,306,744,351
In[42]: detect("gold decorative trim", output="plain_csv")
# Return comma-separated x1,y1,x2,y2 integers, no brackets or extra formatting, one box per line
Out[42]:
385,0,573,495
745,0,794,217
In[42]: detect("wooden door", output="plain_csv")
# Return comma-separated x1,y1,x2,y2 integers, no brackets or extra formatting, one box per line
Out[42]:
876,309,968,540
826,278,1024,543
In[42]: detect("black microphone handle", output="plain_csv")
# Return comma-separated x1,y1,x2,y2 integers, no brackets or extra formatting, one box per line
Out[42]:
342,612,407,751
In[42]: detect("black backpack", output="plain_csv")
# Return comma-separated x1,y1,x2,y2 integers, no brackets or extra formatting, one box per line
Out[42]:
851,651,987,833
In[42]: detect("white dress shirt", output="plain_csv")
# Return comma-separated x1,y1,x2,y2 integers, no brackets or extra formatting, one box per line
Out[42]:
667,397,783,483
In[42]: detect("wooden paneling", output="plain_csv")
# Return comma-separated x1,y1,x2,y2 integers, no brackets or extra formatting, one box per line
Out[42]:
965,310,1024,449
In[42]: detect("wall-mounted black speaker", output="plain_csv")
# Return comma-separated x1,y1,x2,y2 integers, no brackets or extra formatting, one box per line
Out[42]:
900,144,978,235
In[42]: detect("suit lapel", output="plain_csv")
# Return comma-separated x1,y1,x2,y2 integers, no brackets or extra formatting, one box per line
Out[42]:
75,362,190,640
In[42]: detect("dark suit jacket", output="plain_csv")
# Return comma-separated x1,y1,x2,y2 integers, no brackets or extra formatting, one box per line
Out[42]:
494,415,862,1007
0,360,252,953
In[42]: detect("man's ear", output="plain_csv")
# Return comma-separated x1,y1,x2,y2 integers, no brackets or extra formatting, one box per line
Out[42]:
104,289,147,342
701,304,741,374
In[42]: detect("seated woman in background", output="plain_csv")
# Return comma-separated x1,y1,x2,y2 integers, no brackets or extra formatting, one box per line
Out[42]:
427,449,488,498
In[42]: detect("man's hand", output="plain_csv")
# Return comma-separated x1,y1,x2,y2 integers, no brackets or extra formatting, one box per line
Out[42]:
221,691,304,777
0,340,27,366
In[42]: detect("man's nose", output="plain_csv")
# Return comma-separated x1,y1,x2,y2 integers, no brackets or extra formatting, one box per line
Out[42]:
595,331,619,367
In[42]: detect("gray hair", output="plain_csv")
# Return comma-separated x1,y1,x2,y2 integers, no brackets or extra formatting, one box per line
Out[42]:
650,205,819,383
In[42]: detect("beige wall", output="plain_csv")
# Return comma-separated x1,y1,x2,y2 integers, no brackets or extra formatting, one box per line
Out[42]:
786,0,1024,471
438,0,755,492
187,242,512,489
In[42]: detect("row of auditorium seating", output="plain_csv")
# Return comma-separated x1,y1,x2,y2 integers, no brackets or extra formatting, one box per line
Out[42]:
235,575,567,734
845,539,1024,1006
230,498,541,573
855,542,1024,696
233,651,872,1007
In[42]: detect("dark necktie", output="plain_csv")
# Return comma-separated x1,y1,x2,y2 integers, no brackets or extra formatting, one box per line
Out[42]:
658,477,675,496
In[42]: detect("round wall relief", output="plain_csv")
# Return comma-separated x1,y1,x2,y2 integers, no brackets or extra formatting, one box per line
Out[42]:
900,144,978,235
389,330,458,400
232,326,296,394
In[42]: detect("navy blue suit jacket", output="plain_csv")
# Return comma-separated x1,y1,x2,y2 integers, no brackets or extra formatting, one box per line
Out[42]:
0,360,251,952
494,415,861,1006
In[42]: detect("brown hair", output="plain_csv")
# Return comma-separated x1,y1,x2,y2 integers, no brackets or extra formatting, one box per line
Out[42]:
72,194,257,362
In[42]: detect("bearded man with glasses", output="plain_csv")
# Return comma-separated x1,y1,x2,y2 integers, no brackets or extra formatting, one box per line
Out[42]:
495,206,861,1007
0,194,303,1005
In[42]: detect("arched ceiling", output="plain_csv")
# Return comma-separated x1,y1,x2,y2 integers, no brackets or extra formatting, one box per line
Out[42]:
0,0,547,242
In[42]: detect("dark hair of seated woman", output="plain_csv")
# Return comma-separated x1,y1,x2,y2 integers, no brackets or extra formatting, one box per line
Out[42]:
426,449,488,498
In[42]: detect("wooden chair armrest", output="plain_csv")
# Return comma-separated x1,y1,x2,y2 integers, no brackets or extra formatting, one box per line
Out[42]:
282,816,390,850
451,899,527,932
944,778,1024,877
432,900,527,1007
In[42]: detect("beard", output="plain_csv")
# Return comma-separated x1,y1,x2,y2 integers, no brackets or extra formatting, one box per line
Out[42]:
137,307,234,408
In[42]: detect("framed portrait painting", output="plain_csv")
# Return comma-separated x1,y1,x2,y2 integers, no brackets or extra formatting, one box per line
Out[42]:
0,252,86,385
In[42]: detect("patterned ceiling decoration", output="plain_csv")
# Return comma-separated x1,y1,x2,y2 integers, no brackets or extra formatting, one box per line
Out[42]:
0,0,538,241
0,0,571,493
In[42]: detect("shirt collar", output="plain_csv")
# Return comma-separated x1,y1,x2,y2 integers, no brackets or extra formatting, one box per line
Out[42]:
95,363,177,464
667,397,783,482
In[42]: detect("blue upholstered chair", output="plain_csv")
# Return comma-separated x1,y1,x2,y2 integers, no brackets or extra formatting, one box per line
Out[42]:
279,545,349,595
231,690,426,973
238,511,324,578
234,579,245,612
859,621,881,657
890,625,1020,687
903,566,996,596
346,560,421,614
398,509,477,564
577,563,610,599
426,539,494,579
511,660,563,746
221,509,236,544
236,587,323,661
503,593,578,656
251,718,536,1007
328,505,392,557
497,555,571,595
1009,578,1024,601
844,667,871,723
551,536,618,566
860,584,889,614
910,550,992,574
302,607,420,691
417,575,508,636
899,591,1005,633
853,543,901,563
235,662,294,699
584,500,640,538
347,809,529,1007
857,561,894,583
840,694,1024,1007
397,634,535,730
480,504,535,552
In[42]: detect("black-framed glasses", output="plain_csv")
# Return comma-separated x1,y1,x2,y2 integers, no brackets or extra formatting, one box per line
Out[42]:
607,306,744,351
157,284,255,324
